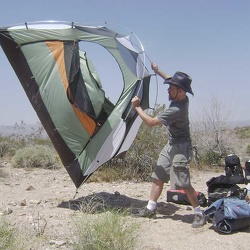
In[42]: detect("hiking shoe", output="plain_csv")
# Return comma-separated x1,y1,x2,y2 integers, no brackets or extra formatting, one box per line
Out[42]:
192,213,206,228
132,207,156,219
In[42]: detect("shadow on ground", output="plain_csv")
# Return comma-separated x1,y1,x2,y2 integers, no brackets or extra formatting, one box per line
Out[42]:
58,191,250,230
58,191,180,217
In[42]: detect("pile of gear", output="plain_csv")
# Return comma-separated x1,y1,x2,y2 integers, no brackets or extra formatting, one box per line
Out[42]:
204,154,250,234
167,153,250,233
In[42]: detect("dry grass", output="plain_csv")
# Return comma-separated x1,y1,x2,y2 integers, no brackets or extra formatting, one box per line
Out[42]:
71,196,140,250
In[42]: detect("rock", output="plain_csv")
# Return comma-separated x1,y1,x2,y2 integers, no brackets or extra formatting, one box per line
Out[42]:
49,240,67,247
29,199,42,205
114,191,120,196
20,199,27,206
5,207,13,215
26,185,35,191
8,201,17,206
0,207,13,215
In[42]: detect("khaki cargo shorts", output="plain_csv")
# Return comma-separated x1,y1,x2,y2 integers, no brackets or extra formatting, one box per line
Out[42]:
152,141,193,189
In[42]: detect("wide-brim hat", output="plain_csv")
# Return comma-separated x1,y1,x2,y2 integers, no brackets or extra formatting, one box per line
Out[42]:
164,71,194,95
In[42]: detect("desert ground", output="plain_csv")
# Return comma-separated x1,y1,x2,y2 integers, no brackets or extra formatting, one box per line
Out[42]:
0,162,249,250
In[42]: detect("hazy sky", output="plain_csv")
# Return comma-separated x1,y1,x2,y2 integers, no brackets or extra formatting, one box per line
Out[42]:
0,0,249,125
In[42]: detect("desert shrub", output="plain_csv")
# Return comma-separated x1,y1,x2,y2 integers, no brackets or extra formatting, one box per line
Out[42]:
0,141,14,158
0,135,17,159
124,122,167,181
190,97,243,166
0,217,13,249
0,216,33,250
11,145,59,169
89,161,124,182
122,105,168,181
10,121,51,148
199,150,222,166
234,126,250,139
72,199,140,250
0,217,46,250
0,122,52,160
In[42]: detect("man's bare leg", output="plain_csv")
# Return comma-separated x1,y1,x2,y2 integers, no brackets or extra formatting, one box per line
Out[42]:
184,186,199,208
149,178,164,202
184,186,206,228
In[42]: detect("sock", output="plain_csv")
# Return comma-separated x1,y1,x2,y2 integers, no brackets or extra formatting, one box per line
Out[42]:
147,200,157,211
194,205,202,215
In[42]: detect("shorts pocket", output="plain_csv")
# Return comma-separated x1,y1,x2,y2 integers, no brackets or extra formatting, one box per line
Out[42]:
173,154,189,168
172,154,190,187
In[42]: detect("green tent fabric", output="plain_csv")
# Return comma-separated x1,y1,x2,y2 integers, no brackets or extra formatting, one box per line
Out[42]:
0,21,151,188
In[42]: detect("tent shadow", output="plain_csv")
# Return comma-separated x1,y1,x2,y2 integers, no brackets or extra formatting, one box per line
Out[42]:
58,191,180,217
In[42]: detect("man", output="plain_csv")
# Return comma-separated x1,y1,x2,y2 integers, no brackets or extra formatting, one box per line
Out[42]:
131,63,205,228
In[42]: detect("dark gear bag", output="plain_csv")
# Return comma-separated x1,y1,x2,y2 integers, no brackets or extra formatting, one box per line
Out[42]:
166,189,207,207
244,160,250,183
224,154,244,184
204,197,250,234
206,175,243,206
225,154,240,168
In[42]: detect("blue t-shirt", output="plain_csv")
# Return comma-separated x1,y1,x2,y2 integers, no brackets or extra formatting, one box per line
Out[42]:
157,96,191,144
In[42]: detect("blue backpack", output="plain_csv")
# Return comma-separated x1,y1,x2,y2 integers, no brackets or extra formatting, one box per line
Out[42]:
204,197,250,233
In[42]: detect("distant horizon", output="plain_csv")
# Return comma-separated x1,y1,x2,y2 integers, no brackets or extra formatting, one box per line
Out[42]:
1,118,250,131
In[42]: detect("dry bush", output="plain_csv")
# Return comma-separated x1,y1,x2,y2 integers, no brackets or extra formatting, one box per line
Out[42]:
72,198,140,250
11,145,60,169
0,216,34,250
191,96,242,166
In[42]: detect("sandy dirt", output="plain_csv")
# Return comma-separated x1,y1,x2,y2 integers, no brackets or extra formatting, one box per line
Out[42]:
0,163,249,250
